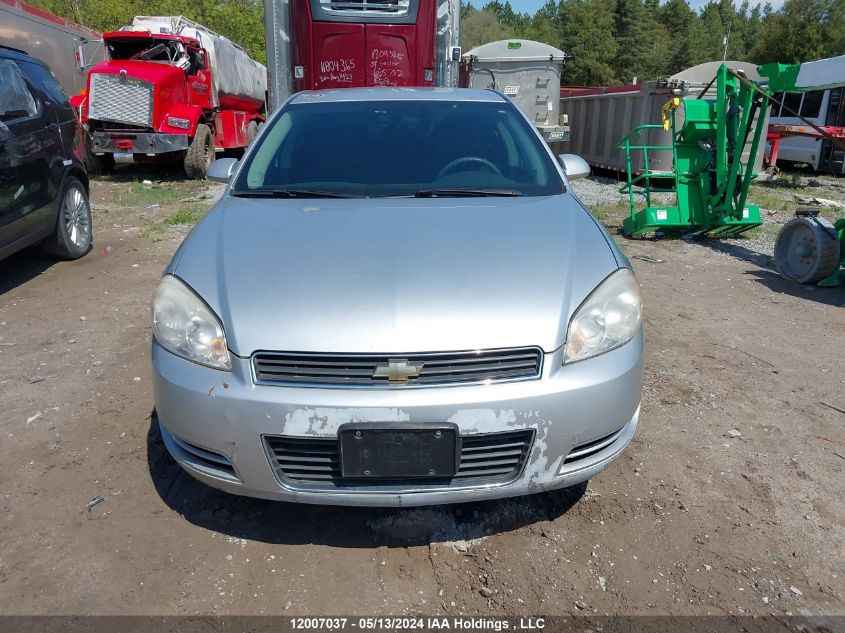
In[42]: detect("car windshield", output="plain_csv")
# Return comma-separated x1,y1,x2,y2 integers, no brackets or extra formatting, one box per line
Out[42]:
232,98,564,198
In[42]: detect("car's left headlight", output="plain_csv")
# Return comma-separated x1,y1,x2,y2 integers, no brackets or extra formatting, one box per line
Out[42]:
152,275,231,370
564,268,642,364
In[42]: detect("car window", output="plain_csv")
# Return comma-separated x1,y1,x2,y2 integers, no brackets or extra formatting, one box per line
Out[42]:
22,61,70,106
0,60,38,121
235,99,564,197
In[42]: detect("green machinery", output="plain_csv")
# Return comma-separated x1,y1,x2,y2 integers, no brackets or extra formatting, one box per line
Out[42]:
618,55,845,285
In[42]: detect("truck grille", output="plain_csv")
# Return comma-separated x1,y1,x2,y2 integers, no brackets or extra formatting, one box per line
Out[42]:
265,430,534,486
319,0,411,14
252,348,542,388
88,73,153,127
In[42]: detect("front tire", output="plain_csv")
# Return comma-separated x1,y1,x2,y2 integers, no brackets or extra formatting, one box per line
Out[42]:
43,176,92,259
84,142,115,175
184,123,214,179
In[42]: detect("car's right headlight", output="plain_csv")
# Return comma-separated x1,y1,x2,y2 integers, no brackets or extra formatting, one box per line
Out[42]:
564,268,642,364
152,275,231,370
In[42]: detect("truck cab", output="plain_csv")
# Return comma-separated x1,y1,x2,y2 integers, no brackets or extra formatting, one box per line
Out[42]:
81,16,267,179
84,32,212,170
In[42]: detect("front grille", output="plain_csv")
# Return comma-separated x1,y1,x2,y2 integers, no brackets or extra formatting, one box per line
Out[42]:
563,426,626,465
319,0,410,14
253,348,542,388
88,73,153,127
265,429,534,486
454,430,534,479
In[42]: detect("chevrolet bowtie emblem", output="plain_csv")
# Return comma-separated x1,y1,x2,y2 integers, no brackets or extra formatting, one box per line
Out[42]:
372,359,424,382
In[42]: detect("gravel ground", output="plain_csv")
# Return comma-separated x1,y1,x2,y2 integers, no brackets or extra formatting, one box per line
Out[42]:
0,166,842,618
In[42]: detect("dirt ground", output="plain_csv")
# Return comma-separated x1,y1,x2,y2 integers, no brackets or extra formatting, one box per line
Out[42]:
0,165,843,617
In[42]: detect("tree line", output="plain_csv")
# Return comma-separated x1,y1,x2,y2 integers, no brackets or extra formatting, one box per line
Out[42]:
462,0,845,85
28,0,267,63
28,0,845,85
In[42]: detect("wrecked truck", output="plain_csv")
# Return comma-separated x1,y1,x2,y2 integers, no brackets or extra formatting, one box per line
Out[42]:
78,16,266,179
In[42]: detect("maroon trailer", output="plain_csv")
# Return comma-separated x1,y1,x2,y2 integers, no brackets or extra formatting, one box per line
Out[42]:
264,0,461,111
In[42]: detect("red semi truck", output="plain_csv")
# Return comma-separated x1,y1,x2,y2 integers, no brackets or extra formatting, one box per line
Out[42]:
264,0,461,111
78,16,267,178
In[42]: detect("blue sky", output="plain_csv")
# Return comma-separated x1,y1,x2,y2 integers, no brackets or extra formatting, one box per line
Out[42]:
468,0,785,14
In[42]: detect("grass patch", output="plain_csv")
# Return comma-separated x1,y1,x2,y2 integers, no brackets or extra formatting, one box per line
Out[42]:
162,209,200,225
139,202,207,241
747,190,791,212
742,220,783,241
588,199,630,231
114,181,185,208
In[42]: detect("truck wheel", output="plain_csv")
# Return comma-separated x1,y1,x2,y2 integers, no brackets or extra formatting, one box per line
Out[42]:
247,120,259,145
43,176,92,260
184,123,214,179
85,143,115,175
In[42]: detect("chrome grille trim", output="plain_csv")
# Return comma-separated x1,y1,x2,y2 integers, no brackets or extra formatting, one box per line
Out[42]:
252,347,543,388
319,0,410,15
88,73,153,127
264,430,534,489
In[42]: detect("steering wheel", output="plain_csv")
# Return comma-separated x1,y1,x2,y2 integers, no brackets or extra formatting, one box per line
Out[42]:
437,156,502,179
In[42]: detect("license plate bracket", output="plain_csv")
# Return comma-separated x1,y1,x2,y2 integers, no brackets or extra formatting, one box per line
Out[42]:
338,423,459,480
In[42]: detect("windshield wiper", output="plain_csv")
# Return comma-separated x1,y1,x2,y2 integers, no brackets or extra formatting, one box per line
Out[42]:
232,189,354,199
413,188,523,198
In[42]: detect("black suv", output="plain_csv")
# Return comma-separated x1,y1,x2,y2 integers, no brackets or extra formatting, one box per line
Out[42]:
0,45,92,262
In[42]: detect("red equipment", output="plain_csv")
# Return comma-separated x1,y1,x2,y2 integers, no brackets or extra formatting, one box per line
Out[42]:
79,16,267,179
766,123,845,170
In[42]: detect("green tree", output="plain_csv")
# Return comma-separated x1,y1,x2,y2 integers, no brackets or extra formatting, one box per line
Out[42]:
31,0,845,89
613,0,667,82
688,2,726,65
660,0,697,73
750,0,845,64
461,6,516,51
559,0,618,85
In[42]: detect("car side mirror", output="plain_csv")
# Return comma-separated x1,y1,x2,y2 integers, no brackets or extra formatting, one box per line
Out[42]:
557,154,590,181
207,157,238,183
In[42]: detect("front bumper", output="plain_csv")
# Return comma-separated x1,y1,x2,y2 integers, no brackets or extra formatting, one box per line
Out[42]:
90,130,189,155
152,333,643,507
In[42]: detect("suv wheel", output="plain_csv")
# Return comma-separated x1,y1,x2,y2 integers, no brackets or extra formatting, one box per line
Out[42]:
43,177,92,259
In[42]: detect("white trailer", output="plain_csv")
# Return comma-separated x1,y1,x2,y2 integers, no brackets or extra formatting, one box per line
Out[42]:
0,0,104,96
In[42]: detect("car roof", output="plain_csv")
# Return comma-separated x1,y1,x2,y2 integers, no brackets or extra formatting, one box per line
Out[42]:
287,87,508,105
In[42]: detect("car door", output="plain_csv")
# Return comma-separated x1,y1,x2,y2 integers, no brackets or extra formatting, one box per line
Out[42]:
0,58,39,251
8,60,61,234
19,59,78,229
0,119,16,223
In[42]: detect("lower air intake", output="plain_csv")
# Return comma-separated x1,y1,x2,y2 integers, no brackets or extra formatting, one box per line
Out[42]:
264,429,534,486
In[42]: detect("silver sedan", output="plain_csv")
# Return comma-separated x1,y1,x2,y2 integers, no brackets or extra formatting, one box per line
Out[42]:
151,88,643,506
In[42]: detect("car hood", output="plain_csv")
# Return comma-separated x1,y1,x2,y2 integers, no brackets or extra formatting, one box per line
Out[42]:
170,195,620,356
